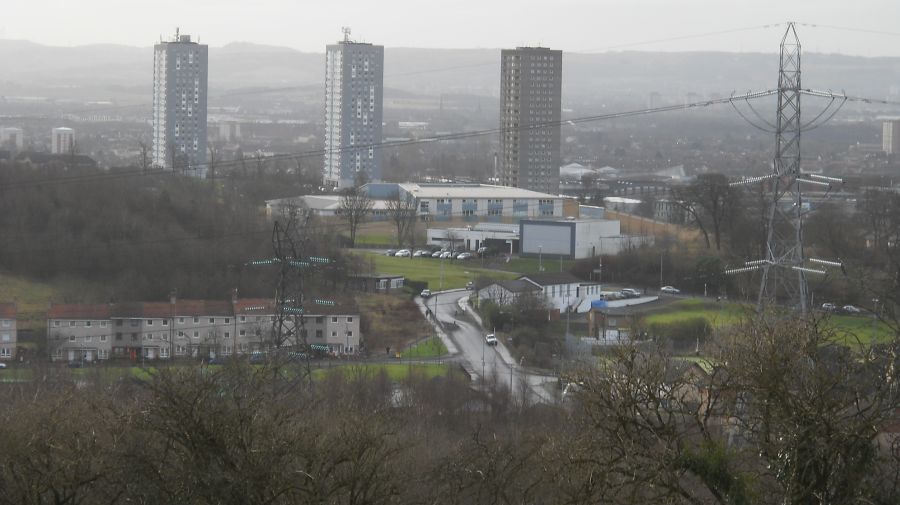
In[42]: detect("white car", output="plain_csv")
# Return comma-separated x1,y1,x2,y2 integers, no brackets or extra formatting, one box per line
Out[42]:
431,250,443,258
440,251,453,259
842,305,861,314
456,252,474,260
420,289,432,298
485,334,498,346
660,286,680,295
394,249,411,257
413,250,429,257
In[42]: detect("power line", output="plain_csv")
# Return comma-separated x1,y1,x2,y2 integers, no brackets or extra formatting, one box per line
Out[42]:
583,23,785,53
798,22,900,38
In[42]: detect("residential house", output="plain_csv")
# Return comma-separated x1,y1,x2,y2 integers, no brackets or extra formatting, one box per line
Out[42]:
47,304,113,363
0,303,16,360
477,280,542,307
48,297,362,361
519,272,602,312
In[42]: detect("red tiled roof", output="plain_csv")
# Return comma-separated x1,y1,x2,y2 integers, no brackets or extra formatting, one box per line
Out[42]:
112,300,235,318
0,303,15,319
48,303,111,320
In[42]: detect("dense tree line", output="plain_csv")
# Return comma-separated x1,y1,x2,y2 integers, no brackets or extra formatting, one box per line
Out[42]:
0,317,897,504
0,161,345,302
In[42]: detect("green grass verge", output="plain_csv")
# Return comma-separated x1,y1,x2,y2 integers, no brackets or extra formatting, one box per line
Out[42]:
495,256,575,275
354,233,396,246
1,362,457,384
312,363,453,381
400,337,448,358
353,252,518,290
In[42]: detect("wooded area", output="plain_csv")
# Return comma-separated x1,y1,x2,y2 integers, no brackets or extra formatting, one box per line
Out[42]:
0,317,897,505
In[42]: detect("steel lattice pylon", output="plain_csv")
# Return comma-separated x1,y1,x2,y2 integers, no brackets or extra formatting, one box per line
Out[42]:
757,22,809,314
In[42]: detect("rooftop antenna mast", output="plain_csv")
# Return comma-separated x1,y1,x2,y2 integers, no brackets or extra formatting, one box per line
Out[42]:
342,26,352,42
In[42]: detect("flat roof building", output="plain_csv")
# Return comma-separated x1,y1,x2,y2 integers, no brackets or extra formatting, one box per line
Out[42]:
152,30,208,177
884,120,900,155
498,47,562,195
51,127,74,154
324,28,384,189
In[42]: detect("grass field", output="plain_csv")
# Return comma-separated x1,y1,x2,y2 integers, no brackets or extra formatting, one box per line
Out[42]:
642,298,896,346
400,337,448,358
354,252,519,290
643,299,748,328
0,272,68,334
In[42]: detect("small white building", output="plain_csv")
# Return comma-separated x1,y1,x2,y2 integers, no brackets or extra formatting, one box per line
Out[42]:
427,222,519,253
519,218,650,259
477,280,542,307
479,273,607,314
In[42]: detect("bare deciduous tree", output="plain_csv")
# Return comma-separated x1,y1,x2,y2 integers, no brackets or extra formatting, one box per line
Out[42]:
386,191,418,251
339,186,373,248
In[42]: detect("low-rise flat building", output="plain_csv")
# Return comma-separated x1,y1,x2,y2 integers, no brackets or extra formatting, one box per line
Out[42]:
266,182,579,222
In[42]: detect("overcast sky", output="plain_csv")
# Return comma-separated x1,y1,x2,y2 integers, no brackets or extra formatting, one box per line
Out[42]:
4,0,900,56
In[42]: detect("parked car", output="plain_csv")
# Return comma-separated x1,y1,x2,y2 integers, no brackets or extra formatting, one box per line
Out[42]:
420,289,432,298
431,250,443,258
0,363,7,369
842,305,861,314
477,246,488,255
384,249,397,256
456,252,474,260
660,286,680,295
413,249,429,257
440,251,453,259
620,288,640,298
394,249,411,257
466,281,475,290
821,303,837,312
485,333,498,346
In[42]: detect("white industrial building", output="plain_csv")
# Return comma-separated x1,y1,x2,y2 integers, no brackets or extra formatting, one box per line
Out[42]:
389,182,575,220
427,217,651,258
266,182,577,222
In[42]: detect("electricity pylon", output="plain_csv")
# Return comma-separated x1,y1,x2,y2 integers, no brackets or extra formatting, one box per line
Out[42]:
728,22,845,315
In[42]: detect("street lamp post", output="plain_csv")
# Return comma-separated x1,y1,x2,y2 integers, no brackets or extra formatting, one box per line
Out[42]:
539,245,543,272
872,298,879,350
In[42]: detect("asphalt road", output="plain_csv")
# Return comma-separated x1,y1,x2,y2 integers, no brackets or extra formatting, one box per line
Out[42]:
417,290,556,403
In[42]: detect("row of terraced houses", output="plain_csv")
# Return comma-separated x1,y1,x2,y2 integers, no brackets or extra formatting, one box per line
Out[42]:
47,296,360,363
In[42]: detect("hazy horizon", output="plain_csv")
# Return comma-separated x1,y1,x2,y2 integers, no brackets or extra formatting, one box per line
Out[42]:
5,1,900,57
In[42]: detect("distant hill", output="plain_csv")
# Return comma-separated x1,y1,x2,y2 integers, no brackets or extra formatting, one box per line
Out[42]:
0,39,898,105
